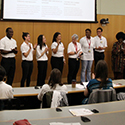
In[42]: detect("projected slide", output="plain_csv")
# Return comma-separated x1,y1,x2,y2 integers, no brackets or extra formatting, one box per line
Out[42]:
2,0,96,22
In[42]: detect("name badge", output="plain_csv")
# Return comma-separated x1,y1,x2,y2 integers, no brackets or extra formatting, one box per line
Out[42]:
88,50,91,53
100,41,103,43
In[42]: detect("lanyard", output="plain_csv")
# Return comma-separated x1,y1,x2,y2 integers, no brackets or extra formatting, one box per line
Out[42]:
86,38,91,49
74,43,77,51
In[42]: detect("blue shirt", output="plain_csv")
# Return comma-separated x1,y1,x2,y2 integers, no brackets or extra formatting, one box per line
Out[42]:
87,78,113,96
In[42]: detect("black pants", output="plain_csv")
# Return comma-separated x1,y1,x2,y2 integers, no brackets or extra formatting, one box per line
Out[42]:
37,61,48,86
94,51,104,68
67,58,80,84
1,57,15,86
51,56,64,74
21,60,33,87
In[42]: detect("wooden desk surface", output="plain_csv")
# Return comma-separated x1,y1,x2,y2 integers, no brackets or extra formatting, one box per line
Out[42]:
0,100,125,123
13,79,125,97
13,84,86,97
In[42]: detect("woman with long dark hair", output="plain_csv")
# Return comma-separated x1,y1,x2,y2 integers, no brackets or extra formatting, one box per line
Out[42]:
36,35,49,86
37,68,67,104
82,60,113,104
51,32,66,74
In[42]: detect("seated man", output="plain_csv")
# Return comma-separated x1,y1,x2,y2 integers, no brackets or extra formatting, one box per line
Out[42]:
0,66,13,99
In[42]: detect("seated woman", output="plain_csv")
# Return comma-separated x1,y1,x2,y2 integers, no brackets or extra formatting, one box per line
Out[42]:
38,68,68,108
82,60,113,104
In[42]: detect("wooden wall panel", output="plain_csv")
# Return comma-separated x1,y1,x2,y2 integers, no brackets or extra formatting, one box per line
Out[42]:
0,14,125,86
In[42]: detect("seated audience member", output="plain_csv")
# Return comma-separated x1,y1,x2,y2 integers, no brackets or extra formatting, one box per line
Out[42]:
82,60,113,104
38,68,68,107
0,66,13,99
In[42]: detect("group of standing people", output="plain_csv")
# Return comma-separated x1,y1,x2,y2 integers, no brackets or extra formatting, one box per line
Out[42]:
1,27,124,88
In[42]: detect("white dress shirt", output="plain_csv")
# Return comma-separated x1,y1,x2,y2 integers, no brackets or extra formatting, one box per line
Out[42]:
36,45,48,61
20,42,33,61
67,42,82,59
80,36,95,60
0,81,13,99
94,36,107,52
0,36,17,58
51,42,64,57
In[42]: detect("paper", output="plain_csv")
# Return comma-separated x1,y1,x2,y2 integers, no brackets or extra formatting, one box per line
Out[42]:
76,82,88,89
69,108,93,116
82,82,88,88
113,83,122,87
76,84,85,89
50,122,81,125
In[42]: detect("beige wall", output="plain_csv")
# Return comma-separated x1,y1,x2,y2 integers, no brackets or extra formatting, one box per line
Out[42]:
97,0,125,15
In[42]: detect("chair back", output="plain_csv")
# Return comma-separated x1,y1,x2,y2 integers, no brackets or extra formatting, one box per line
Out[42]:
88,87,116,104
0,98,20,110
42,91,53,108
117,92,125,100
42,91,68,108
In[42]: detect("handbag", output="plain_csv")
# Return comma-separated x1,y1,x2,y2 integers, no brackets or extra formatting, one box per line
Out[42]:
13,119,31,125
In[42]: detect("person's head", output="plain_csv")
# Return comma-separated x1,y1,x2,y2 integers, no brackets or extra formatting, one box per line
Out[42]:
97,27,103,37
37,35,46,49
85,29,91,38
116,32,125,43
95,60,108,88
6,27,13,39
22,32,30,42
48,68,62,89
52,32,61,43
72,34,78,44
0,66,6,81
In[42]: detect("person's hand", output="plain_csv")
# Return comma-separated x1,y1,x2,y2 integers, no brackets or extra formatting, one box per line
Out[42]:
118,49,120,53
14,48,18,54
34,43,37,50
121,48,125,54
57,40,61,45
64,59,66,64
45,47,49,53
98,46,103,50
92,73,95,79
12,48,18,54
78,51,83,57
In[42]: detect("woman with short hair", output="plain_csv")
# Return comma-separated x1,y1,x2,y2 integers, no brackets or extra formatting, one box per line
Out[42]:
112,32,125,79
67,34,83,84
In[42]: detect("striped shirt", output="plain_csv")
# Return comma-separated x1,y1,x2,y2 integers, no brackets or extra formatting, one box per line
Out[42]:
87,78,113,96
